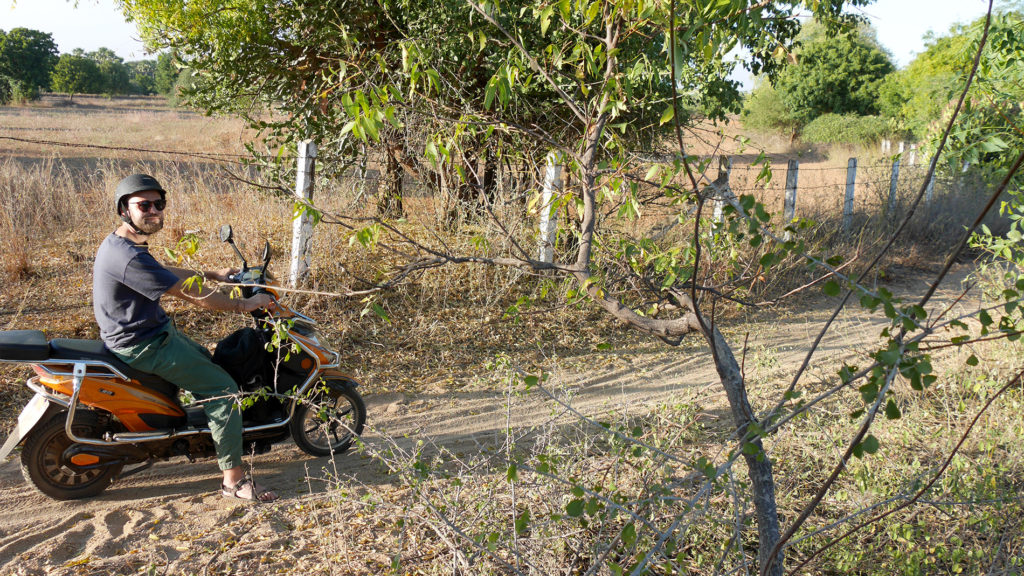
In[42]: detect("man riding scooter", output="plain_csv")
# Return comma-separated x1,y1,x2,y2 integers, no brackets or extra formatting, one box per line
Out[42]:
94,173,277,502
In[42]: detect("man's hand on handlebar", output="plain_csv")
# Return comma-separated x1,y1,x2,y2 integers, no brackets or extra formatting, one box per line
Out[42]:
240,293,274,313
208,267,240,283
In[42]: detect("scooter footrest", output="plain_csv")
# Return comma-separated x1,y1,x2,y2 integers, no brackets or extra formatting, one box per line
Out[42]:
111,431,172,442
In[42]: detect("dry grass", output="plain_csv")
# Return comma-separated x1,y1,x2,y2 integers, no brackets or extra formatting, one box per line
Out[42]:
0,94,254,160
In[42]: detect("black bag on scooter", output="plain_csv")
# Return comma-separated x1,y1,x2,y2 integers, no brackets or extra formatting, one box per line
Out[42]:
213,328,282,423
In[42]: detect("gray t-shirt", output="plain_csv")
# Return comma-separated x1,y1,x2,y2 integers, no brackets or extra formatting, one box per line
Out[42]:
93,233,180,350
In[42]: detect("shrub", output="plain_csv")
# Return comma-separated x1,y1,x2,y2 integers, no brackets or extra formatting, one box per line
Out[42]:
741,82,800,133
0,76,11,105
800,113,898,146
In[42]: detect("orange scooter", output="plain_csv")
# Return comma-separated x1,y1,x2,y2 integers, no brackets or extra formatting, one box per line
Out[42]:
0,225,366,500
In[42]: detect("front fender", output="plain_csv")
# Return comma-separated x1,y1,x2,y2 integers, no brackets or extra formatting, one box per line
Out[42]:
0,393,62,461
319,369,362,388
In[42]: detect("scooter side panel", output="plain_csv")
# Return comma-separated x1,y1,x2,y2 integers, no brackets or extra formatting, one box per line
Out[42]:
37,375,185,432
0,393,54,460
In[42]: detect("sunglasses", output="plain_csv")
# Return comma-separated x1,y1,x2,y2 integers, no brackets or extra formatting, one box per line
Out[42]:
128,199,166,213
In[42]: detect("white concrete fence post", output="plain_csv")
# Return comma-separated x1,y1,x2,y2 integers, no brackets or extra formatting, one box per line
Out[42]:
538,151,562,264
783,159,799,241
888,155,901,216
711,155,733,223
290,140,317,288
843,157,857,234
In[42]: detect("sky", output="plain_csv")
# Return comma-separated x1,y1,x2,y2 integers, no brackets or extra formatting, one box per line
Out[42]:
1,0,998,69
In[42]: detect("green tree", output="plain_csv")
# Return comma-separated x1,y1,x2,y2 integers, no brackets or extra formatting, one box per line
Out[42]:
0,27,59,101
50,53,103,101
119,0,768,217
956,9,1024,273
741,79,800,134
87,47,132,95
774,24,895,122
0,30,8,104
154,51,177,95
744,20,894,129
120,2,874,574
127,60,157,94
877,28,973,138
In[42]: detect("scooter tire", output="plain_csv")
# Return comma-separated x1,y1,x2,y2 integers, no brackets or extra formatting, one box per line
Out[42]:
291,379,366,458
20,411,122,500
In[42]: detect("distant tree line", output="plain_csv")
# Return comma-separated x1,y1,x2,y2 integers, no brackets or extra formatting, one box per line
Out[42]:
0,27,182,104
741,8,1023,157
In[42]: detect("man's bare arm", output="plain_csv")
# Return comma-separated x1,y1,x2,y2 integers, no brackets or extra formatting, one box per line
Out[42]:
166,266,236,283
165,275,270,313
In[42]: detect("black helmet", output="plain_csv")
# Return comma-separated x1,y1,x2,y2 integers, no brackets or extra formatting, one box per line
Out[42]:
114,174,165,215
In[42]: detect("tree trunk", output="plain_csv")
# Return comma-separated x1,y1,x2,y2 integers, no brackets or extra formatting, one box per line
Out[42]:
706,325,783,576
377,142,404,218
445,149,480,227
482,147,497,205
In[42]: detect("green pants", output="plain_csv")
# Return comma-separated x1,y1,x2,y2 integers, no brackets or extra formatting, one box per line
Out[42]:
112,323,243,471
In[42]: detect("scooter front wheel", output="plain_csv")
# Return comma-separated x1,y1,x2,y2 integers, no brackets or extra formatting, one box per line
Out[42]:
20,411,122,500
291,379,366,457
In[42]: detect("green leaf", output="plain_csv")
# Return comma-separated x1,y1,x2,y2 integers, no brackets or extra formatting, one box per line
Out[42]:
859,382,878,403
839,364,857,383
484,77,497,110
862,434,880,454
966,354,979,366
566,499,584,517
371,302,391,324
384,106,400,128
425,140,439,165
621,522,637,548
540,6,554,36
506,463,518,482
885,398,901,420
585,1,601,25
974,307,991,325
486,531,499,551
659,105,675,126
515,510,530,534
823,280,841,297
860,293,880,310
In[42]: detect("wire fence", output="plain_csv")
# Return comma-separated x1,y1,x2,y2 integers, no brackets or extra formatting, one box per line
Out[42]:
1,133,998,239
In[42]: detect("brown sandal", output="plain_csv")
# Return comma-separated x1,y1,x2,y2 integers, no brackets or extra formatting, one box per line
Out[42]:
221,474,277,502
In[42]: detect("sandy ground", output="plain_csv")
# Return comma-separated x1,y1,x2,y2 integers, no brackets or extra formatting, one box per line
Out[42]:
0,266,977,575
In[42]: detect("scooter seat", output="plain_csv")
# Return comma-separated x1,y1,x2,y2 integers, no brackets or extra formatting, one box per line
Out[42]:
0,330,50,361
49,338,179,399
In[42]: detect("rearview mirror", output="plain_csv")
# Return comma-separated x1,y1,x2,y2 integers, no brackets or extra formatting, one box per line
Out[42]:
219,225,233,243
261,241,272,266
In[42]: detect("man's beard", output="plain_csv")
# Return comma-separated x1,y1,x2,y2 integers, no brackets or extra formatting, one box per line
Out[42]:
133,214,164,235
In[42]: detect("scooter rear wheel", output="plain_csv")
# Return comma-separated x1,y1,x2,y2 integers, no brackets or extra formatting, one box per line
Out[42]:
20,411,122,500
291,379,366,457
